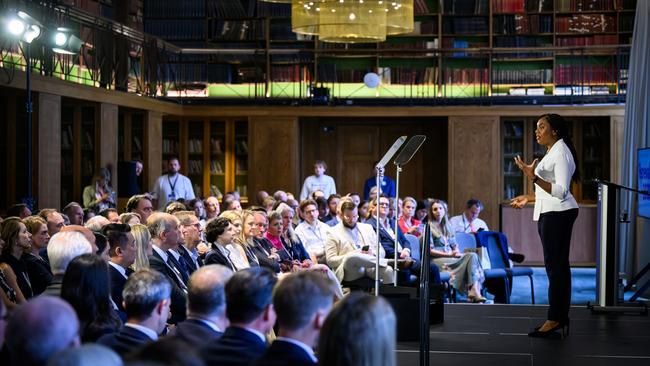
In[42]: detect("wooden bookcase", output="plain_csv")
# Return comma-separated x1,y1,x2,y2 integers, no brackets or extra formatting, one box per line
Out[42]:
60,101,100,205
161,117,249,200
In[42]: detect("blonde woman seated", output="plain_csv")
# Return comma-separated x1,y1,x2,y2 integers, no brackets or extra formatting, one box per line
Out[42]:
425,199,486,303
219,210,251,270
129,224,152,271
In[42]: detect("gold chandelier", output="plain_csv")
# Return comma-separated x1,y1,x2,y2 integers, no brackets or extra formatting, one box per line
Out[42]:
262,0,414,43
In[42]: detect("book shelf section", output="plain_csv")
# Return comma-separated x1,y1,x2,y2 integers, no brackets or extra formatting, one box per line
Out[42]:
161,117,249,200
61,102,99,205
501,116,608,203
140,0,635,99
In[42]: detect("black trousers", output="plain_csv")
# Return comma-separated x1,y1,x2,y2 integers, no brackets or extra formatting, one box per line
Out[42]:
537,208,579,322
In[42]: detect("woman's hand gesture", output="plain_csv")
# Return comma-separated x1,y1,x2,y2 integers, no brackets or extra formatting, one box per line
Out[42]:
514,155,538,180
510,195,529,209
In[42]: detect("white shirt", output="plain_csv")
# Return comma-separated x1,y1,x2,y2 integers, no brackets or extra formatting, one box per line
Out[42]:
449,214,489,234
108,261,128,279
226,244,249,271
125,323,158,340
295,221,329,256
275,337,317,363
533,138,579,221
151,173,196,210
299,174,336,200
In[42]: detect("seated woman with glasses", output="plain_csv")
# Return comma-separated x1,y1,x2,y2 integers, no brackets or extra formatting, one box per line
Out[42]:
423,199,486,303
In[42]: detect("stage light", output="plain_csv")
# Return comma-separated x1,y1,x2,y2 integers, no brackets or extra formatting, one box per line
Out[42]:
52,28,82,55
4,11,42,43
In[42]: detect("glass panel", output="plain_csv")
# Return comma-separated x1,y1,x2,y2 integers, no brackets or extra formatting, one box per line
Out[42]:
61,106,75,205
503,119,524,200
581,119,605,201
187,120,204,197
234,121,248,199
209,120,226,199
162,119,180,173
80,106,96,192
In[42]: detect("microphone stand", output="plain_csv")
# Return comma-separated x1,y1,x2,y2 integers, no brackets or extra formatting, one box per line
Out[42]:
392,164,402,285
419,217,431,366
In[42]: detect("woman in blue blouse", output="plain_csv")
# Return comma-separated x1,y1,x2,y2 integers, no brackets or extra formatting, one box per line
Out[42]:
511,114,579,338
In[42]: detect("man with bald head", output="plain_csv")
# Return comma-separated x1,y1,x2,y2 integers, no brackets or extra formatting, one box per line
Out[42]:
39,209,66,237
204,196,221,222
63,202,85,226
5,296,80,366
169,264,233,345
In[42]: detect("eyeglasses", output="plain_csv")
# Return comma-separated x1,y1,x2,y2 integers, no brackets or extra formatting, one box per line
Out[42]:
379,202,390,207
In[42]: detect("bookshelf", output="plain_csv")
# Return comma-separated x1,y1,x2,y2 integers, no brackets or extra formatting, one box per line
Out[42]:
501,116,608,203
60,102,99,206
161,117,249,200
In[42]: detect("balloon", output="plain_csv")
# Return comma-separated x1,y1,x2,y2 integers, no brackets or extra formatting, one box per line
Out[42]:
363,72,381,88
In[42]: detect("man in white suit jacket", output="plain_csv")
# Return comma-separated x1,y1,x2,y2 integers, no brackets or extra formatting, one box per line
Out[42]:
325,200,394,284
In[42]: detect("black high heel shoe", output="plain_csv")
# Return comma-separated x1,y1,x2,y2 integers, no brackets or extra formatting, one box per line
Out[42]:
528,319,570,339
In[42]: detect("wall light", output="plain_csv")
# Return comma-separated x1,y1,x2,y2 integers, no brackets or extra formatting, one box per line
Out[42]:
5,11,42,43
52,27,82,54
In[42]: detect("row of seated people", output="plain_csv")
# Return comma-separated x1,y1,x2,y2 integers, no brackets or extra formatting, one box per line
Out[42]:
0,262,397,366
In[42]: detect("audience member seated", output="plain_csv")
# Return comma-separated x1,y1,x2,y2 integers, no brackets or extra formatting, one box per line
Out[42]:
314,197,329,223
200,267,277,366
174,211,204,274
324,200,394,285
398,196,423,238
6,203,31,219
426,199,486,303
300,160,337,201
277,204,312,264
126,195,154,224
415,199,429,222
104,223,137,315
262,196,276,213
100,208,120,224
61,254,122,342
38,209,66,237
273,190,289,203
234,210,263,268
0,248,26,308
256,191,270,206
250,211,281,273
253,271,336,366
321,194,341,224
43,231,93,296
125,337,204,366
295,199,330,263
450,198,489,234
130,224,151,272
204,196,221,223
220,211,252,269
119,212,141,225
63,202,85,226
205,217,239,272
318,292,396,366
186,199,206,227
46,344,122,366
147,212,187,324
169,264,233,345
366,197,440,285
97,269,171,356
22,216,53,295
94,232,110,261
357,200,370,223
83,168,117,214
1,217,34,298
165,201,188,215
222,198,243,213
5,296,81,366
265,211,310,272
85,215,110,232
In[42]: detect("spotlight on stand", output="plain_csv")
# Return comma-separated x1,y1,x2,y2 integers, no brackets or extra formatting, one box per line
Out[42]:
52,28,82,55
5,11,42,43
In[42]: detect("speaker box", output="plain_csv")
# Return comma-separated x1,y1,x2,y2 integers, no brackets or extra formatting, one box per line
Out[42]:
381,284,445,342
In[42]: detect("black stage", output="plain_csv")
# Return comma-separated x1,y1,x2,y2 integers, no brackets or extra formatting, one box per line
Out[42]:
396,304,650,366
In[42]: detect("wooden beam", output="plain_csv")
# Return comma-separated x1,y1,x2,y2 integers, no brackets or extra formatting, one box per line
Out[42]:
145,111,163,192
37,93,62,209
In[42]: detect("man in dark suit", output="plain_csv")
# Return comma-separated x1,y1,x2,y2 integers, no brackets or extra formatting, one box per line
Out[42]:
200,267,277,366
104,223,137,314
169,264,233,345
147,212,188,324
253,271,336,366
366,196,441,285
173,211,204,273
98,269,171,357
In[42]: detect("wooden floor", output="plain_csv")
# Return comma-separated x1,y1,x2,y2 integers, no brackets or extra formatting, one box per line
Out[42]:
396,303,650,366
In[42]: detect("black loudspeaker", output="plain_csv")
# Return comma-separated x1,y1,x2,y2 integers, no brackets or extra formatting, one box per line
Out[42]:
118,161,139,198
381,284,445,342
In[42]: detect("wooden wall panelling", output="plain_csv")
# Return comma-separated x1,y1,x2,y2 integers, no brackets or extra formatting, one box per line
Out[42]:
610,116,625,182
448,116,500,230
144,111,162,192
419,119,448,200
249,117,300,199
501,204,597,265
37,93,61,209
336,124,380,196
99,103,119,196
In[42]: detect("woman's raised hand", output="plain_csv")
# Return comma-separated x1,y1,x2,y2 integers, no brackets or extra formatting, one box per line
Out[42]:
514,155,538,180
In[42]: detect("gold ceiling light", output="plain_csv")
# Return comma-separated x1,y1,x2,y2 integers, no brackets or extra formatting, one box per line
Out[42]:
267,0,413,43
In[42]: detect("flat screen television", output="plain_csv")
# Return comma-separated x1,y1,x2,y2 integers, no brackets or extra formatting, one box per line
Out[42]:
638,147,650,219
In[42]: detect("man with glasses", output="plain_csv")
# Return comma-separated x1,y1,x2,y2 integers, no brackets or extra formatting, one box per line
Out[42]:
174,211,204,273
295,199,330,263
324,200,394,285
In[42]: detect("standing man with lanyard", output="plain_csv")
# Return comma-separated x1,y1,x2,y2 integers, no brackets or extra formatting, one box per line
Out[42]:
152,157,196,211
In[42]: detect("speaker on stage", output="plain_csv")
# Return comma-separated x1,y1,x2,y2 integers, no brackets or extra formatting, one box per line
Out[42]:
381,284,445,342
118,161,140,198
